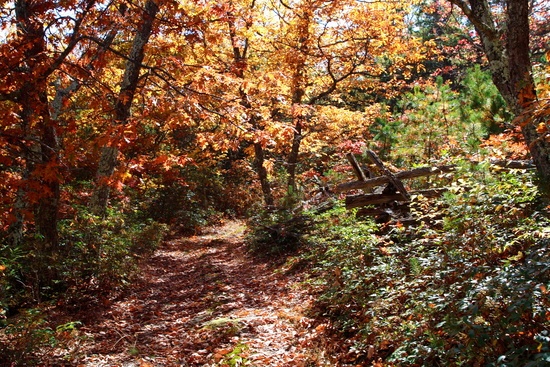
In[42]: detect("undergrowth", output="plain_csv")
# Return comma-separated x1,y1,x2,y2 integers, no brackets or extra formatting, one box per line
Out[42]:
247,208,313,256
0,205,168,366
302,162,550,366
0,309,85,366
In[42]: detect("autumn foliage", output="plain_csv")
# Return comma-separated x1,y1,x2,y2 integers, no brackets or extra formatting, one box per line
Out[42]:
0,0,549,365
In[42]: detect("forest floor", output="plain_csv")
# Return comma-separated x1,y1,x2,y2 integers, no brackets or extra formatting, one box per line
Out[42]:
52,220,339,367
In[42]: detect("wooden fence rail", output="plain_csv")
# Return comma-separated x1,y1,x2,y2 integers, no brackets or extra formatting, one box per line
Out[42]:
336,150,534,223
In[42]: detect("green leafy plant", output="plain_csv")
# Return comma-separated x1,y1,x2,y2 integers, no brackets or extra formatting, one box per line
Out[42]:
301,164,548,365
0,309,83,366
219,342,250,367
303,204,379,330
58,205,169,294
0,241,29,315
248,208,313,255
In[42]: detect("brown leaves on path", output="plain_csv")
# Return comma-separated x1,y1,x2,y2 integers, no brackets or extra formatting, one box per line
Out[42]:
74,220,334,366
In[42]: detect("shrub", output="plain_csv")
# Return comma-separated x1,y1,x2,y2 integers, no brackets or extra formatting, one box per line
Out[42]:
0,241,29,315
0,205,169,319
248,208,313,256
0,308,83,366
0,205,168,364
304,204,379,330
302,164,549,365
57,205,169,294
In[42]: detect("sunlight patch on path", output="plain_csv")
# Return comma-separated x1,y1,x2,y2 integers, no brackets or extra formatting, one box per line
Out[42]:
77,220,334,367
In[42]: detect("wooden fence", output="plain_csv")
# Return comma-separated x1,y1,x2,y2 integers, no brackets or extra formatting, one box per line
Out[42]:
335,150,534,223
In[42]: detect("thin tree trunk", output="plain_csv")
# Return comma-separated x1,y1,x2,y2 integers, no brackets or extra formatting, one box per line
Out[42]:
227,8,274,208
90,0,159,216
286,6,311,195
287,120,302,194
35,96,60,250
254,142,274,208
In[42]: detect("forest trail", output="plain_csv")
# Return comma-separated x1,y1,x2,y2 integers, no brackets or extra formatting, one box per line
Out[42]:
75,220,334,366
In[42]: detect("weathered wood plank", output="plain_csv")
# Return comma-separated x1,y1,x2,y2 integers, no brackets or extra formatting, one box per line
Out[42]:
346,153,370,181
488,158,535,169
365,150,410,201
335,165,456,193
356,204,410,217
346,188,448,209
346,193,404,208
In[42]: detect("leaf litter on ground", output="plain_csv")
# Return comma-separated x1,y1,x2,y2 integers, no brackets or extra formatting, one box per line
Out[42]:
41,220,338,366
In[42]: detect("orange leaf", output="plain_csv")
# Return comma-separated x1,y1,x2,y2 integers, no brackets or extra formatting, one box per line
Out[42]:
152,155,169,165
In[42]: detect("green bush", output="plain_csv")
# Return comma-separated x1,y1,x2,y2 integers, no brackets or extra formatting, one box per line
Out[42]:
302,165,549,365
304,204,379,329
140,182,215,232
0,241,28,316
248,208,313,256
57,206,168,294
0,205,169,319
0,308,83,366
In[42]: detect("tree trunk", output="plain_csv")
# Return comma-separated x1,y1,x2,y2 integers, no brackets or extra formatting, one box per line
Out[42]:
6,0,97,248
286,7,311,195
227,8,275,209
506,0,550,186
35,97,60,250
287,120,302,194
450,0,550,187
254,142,274,208
90,0,159,216
521,122,550,188
12,0,60,250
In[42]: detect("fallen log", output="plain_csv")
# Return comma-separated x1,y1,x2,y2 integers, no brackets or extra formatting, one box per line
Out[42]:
336,165,456,193
346,188,448,209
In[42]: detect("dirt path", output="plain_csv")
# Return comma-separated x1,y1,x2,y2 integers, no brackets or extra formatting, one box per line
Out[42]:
74,220,334,366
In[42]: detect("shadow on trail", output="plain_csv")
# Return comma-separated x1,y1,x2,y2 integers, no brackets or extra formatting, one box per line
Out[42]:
76,221,325,366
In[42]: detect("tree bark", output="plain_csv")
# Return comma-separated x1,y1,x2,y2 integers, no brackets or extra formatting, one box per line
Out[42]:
254,142,275,208
35,94,60,250
449,0,550,187
287,120,303,194
12,0,60,250
90,0,159,216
